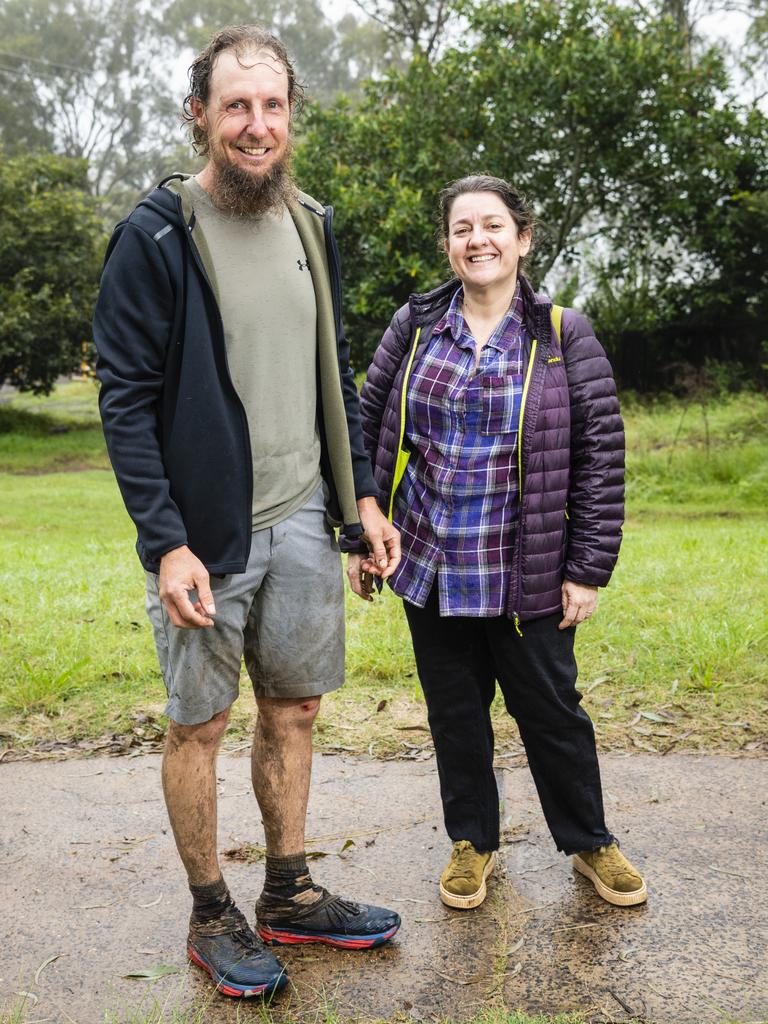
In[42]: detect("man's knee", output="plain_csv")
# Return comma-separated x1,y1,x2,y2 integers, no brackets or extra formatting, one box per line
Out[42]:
256,695,322,736
166,707,231,751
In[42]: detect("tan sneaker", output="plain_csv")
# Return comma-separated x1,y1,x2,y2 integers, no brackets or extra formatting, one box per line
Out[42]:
439,840,496,909
573,842,647,906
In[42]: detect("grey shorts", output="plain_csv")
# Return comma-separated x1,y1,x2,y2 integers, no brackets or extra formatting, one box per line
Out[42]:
145,485,345,725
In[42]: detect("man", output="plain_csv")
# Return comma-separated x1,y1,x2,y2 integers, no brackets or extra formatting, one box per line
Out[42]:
94,25,401,999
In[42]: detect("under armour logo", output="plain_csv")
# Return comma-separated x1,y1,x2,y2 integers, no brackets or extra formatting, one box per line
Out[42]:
297,259,309,271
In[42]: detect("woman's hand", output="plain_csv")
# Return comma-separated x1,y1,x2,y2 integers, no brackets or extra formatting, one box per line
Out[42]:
346,553,375,602
559,579,598,629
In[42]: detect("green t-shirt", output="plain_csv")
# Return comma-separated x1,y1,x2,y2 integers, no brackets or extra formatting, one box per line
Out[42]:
182,177,321,531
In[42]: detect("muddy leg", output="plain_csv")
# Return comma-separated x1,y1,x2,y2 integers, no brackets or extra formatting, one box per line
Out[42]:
162,707,231,884
251,696,320,855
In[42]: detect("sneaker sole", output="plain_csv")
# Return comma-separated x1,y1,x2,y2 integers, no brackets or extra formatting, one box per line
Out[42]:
187,945,288,998
439,851,497,910
572,855,648,907
257,922,400,950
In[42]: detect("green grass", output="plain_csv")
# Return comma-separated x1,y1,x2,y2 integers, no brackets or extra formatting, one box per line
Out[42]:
0,381,766,756
0,986,626,1024
623,391,768,513
0,379,109,473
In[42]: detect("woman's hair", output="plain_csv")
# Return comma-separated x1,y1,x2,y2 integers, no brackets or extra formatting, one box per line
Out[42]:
182,25,305,155
438,174,535,251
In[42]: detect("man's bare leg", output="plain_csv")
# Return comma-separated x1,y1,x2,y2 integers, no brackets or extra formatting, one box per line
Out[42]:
162,707,230,884
251,695,401,948
251,695,320,855
163,706,287,993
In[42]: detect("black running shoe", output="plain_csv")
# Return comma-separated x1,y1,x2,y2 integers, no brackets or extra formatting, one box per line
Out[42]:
187,907,287,998
256,889,400,949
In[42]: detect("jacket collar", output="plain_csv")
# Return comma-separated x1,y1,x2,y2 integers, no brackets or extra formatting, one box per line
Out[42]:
410,274,553,341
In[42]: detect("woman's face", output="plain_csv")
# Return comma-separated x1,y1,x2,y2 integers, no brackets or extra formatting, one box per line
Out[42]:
444,191,531,293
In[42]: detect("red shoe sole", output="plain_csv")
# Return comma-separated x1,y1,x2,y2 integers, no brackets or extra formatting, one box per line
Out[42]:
257,922,399,949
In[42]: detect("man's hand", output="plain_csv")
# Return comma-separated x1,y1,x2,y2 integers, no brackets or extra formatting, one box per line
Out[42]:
559,579,598,630
346,553,375,601
159,545,216,628
356,497,401,579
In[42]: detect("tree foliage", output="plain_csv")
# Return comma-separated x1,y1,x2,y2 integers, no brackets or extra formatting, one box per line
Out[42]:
0,0,181,208
0,154,103,393
295,0,768,383
349,0,459,60
161,0,397,102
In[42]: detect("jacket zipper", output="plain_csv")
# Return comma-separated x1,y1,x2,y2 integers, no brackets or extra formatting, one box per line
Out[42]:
513,337,538,636
387,326,422,521
323,206,344,340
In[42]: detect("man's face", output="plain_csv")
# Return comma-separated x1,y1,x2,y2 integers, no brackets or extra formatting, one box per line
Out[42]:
193,47,291,183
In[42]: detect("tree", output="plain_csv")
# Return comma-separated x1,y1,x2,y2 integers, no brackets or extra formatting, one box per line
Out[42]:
0,0,179,206
0,154,103,393
160,0,391,102
295,0,767,376
349,0,459,60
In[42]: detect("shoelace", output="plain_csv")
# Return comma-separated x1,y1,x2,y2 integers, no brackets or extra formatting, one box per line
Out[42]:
595,844,635,878
291,886,360,923
232,926,266,955
448,841,480,880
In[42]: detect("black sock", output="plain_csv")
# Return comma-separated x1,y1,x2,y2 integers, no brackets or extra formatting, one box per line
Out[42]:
189,876,235,923
257,853,323,913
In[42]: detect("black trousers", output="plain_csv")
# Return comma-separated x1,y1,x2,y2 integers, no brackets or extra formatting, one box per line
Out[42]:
403,588,614,855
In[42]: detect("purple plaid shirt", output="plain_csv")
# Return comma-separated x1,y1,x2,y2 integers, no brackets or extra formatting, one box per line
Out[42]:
389,284,527,616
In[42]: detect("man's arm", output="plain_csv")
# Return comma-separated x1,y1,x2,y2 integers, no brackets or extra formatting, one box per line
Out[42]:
95,221,218,628
95,220,188,562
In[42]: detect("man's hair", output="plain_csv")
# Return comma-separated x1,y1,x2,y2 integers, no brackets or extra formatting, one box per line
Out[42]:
438,174,536,254
182,25,305,155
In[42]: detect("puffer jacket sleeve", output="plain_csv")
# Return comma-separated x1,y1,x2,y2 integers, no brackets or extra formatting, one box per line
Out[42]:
561,311,625,586
359,303,412,468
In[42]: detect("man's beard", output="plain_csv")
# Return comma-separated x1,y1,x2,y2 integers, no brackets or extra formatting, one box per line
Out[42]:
207,138,297,217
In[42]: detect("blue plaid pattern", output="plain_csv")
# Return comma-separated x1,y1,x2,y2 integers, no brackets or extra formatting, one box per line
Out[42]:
389,284,526,616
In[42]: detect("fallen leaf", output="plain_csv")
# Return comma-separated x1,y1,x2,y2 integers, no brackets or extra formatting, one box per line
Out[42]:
339,839,356,854
631,737,658,752
137,894,163,908
376,699,387,712
34,954,64,984
123,965,181,980
552,922,599,932
584,675,611,693
14,991,38,1006
506,961,523,978
639,711,667,723
305,850,330,860
431,967,486,986
505,938,524,956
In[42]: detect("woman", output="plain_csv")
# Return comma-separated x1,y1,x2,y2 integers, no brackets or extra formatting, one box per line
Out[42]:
348,175,646,911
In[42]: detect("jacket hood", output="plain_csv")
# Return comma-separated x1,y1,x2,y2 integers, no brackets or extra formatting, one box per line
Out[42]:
134,173,192,230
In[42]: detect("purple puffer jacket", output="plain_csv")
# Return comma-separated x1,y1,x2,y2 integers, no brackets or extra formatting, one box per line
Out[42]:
358,275,625,623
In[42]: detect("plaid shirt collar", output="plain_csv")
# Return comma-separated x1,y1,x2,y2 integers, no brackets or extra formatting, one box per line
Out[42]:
433,281,525,353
